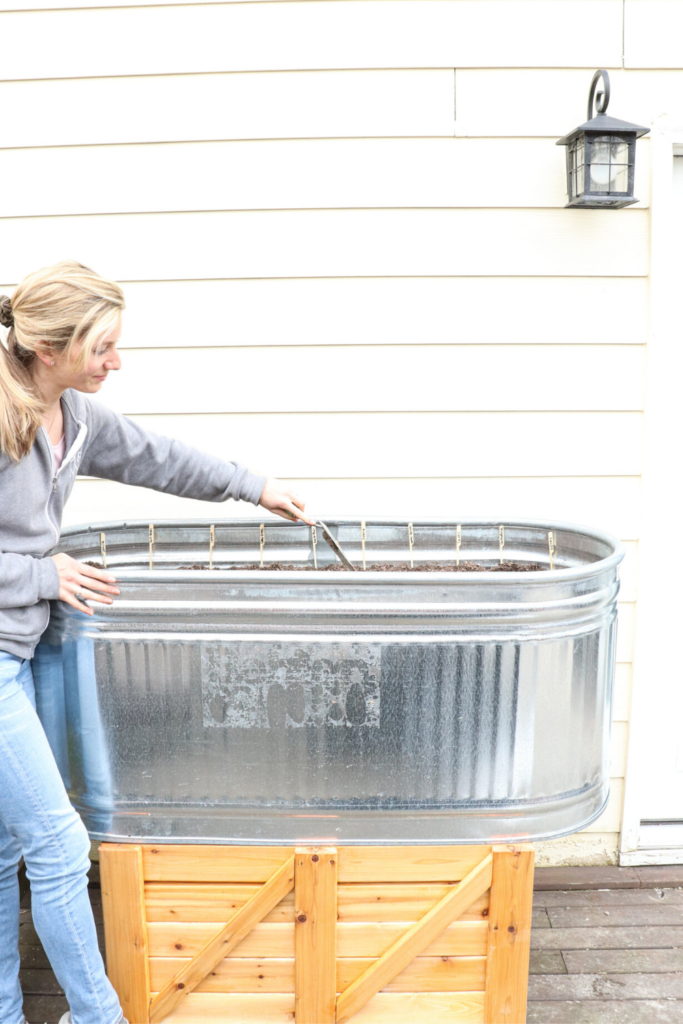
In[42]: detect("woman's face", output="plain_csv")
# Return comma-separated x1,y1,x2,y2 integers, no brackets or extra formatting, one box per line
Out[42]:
56,317,122,394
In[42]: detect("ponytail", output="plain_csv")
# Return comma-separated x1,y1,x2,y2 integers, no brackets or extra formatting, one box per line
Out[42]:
0,262,125,462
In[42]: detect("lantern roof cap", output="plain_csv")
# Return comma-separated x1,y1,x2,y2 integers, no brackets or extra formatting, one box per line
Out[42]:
557,112,650,147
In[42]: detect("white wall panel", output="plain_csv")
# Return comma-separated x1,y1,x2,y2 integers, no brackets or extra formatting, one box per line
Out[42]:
456,69,683,137
625,1,683,69
3,0,298,7
3,278,647,349
0,2,623,81
119,411,643,478
583,778,624,832
613,665,633,723
111,277,647,349
0,71,454,149
0,138,606,217
616,605,635,664
0,209,651,283
0,278,643,350
102,345,645,414
619,543,637,603
63,475,641,540
611,723,629,777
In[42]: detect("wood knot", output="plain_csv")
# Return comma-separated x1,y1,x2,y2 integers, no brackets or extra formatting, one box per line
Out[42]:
482,908,489,917
297,914,308,923
174,943,183,950
508,925,516,933
330,859,335,866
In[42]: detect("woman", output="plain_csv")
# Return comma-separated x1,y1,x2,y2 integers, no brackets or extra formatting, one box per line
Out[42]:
0,261,312,1024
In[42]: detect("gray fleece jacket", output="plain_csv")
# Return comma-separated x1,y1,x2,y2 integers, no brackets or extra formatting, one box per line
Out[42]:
0,389,266,659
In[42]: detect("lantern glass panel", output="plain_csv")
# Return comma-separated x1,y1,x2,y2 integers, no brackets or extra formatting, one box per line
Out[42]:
569,138,585,199
588,134,631,194
611,140,629,163
611,163,629,192
575,138,585,196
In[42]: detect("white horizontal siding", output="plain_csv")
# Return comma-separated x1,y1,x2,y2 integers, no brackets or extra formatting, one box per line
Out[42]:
584,778,624,833
101,345,645,414
118,411,644,478
2,277,648,348
613,666,632,723
618,544,637,603
117,278,650,349
0,71,455,149
456,69,683,137
616,605,635,665
3,0,306,7
0,209,651,283
0,2,623,81
611,723,629,778
2,137,646,217
1,278,644,349
62,476,642,541
625,1,683,69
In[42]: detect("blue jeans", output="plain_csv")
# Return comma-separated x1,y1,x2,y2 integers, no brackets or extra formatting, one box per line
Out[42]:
0,651,123,1024
33,640,114,835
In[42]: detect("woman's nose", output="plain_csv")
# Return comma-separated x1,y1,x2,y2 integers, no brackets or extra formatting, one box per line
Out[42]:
104,349,122,371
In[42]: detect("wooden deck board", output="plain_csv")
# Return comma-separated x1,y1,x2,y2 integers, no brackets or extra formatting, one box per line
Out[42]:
532,925,683,951
527,1000,683,1023
528,972,683,1000
547,905,683,928
562,948,683,974
534,889,683,909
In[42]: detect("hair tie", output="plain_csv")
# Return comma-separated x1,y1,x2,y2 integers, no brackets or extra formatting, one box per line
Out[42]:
0,295,14,328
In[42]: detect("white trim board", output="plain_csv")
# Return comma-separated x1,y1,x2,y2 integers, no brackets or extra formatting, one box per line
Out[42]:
620,125,683,867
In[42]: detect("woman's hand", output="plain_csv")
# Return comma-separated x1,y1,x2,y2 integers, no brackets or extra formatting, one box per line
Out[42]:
50,552,120,616
258,479,315,525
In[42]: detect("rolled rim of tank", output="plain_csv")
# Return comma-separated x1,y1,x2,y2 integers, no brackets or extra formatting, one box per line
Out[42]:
58,516,624,582
83,789,611,847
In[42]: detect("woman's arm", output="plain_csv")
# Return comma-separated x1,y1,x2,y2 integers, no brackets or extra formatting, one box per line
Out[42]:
0,551,60,609
0,551,119,617
79,399,267,505
79,399,314,524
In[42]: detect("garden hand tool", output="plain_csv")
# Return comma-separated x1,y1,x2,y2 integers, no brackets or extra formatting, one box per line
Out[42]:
316,520,358,571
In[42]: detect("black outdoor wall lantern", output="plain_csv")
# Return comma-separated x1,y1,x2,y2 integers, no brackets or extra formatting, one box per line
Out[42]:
557,69,649,209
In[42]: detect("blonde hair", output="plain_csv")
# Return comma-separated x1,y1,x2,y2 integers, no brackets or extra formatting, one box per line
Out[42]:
0,261,125,461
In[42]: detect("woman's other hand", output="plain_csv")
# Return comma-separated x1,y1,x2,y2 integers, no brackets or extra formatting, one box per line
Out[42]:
259,479,315,525
50,552,120,616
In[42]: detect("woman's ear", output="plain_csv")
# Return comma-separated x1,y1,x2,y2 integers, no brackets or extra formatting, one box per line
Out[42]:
34,345,56,367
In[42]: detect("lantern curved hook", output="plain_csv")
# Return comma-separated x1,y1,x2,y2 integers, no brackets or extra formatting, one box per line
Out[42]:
587,69,611,121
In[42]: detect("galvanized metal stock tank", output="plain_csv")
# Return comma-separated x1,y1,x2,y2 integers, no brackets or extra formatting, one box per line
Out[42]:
37,519,623,845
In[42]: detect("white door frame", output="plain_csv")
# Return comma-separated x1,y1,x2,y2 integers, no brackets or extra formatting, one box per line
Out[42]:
620,122,683,865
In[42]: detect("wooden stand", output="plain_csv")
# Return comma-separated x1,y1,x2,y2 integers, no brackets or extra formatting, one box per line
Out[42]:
100,842,534,1024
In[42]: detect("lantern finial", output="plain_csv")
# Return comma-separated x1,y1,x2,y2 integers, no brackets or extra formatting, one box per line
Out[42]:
587,69,611,121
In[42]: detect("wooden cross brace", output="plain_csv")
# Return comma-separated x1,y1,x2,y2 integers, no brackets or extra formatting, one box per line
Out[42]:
335,851,493,1023
147,855,295,1023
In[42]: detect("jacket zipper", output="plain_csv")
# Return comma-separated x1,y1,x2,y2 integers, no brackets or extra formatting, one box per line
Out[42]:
43,420,89,545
